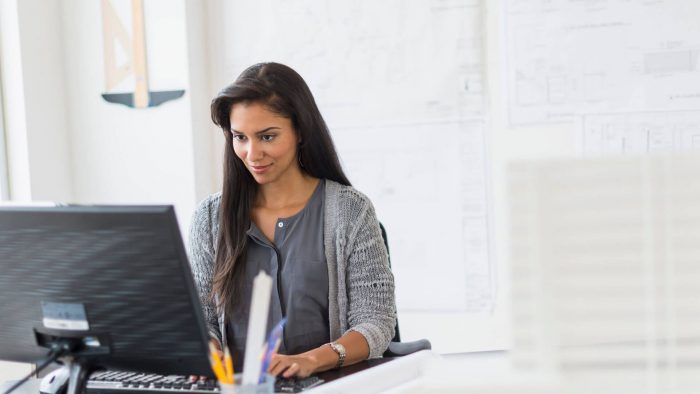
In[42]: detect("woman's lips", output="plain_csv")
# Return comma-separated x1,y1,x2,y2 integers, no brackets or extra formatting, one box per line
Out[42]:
250,164,271,174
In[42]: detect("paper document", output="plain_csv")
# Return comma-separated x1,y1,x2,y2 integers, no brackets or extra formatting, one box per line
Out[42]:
242,271,272,385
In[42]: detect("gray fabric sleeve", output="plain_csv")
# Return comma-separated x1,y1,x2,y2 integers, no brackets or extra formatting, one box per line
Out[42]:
343,198,396,359
187,196,222,345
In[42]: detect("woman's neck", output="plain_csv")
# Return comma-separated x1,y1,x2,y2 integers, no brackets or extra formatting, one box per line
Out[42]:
256,171,319,211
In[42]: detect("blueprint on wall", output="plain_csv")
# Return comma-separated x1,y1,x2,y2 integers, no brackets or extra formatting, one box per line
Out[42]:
505,0,700,125
333,120,493,312
221,0,494,313
579,110,700,155
224,0,485,125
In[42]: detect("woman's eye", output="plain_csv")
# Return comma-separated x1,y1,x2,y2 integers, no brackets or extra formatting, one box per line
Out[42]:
261,135,275,142
232,134,246,141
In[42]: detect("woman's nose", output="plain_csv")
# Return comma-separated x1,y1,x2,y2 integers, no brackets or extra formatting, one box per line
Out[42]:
247,140,264,161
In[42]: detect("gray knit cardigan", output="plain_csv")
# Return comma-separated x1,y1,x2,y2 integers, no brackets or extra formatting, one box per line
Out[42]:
187,179,396,359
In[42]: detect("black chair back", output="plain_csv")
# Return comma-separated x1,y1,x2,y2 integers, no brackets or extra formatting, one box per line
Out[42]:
379,222,401,343
378,222,431,357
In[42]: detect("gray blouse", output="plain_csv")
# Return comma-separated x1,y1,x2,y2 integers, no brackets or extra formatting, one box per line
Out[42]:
188,180,396,360
226,180,329,368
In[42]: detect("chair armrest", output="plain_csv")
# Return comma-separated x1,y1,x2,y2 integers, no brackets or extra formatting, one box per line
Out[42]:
382,339,432,358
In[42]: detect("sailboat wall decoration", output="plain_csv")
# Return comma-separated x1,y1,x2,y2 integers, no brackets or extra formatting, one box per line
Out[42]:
101,0,185,109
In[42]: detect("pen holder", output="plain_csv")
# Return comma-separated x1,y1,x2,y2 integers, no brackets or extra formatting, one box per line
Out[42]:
219,374,274,394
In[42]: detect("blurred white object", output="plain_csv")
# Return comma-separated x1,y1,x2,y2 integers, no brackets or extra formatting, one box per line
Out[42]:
508,154,700,394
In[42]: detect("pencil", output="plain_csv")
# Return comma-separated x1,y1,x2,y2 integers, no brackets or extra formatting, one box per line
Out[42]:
209,342,229,383
224,346,234,384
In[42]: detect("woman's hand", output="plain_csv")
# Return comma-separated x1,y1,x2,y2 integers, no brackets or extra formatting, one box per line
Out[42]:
267,353,319,378
268,334,368,378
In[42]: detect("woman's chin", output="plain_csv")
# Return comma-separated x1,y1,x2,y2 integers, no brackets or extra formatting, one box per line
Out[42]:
251,173,275,185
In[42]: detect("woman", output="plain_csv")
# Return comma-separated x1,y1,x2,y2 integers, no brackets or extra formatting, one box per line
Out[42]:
188,62,396,378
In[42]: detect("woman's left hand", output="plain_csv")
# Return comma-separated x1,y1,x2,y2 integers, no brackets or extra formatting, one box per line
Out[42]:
267,353,318,378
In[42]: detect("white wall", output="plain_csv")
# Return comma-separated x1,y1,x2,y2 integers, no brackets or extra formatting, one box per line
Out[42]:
183,0,220,200
0,362,31,385
0,0,73,202
0,0,218,378
59,0,212,232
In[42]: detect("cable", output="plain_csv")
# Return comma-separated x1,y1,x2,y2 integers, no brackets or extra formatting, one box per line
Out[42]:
2,342,72,394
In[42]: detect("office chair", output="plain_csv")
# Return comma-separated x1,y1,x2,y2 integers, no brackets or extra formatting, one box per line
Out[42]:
379,223,432,358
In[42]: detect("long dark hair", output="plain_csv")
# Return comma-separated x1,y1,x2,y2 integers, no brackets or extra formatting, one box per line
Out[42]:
210,62,351,316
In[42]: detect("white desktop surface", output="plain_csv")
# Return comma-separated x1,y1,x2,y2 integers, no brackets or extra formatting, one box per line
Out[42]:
0,377,40,394
311,350,560,394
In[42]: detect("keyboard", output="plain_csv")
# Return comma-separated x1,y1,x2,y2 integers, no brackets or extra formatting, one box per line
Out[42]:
86,371,324,393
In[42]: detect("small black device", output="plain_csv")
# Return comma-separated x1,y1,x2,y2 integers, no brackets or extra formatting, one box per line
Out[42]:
0,206,213,394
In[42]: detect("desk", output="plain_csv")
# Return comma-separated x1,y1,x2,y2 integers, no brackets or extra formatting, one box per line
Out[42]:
317,357,395,384
311,350,560,393
0,377,39,394
311,350,436,393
